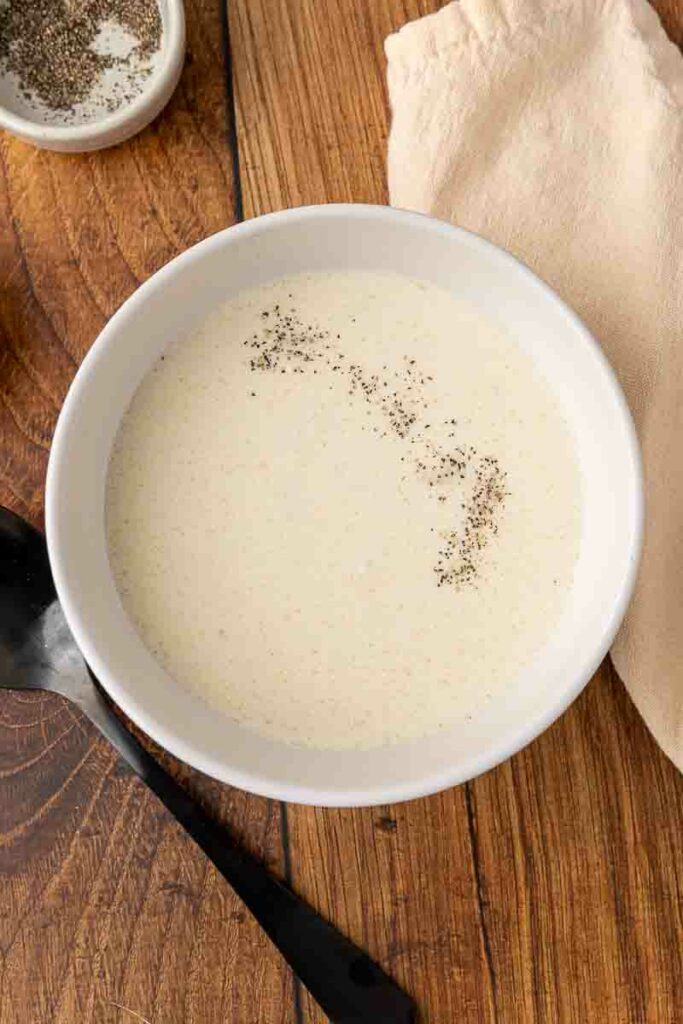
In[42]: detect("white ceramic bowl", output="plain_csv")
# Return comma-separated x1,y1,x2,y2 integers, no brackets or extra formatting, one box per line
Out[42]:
46,205,643,806
0,0,185,152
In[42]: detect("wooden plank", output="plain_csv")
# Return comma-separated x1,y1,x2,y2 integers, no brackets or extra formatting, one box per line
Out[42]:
230,0,439,214
657,0,683,43
0,3,294,1022
228,1,683,1021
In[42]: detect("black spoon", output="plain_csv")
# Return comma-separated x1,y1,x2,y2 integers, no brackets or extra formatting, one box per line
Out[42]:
0,505,415,1024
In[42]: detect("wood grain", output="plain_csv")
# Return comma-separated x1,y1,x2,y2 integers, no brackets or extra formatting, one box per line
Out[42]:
228,1,683,1022
1,0,682,1022
0,3,293,1023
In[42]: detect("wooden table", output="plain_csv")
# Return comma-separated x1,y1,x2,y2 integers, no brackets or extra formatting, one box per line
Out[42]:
1,2,682,1021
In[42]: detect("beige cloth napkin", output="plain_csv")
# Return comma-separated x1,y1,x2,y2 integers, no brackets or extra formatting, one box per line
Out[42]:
386,0,683,770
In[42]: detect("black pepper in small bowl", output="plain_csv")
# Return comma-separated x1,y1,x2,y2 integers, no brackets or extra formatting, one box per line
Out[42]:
0,0,182,150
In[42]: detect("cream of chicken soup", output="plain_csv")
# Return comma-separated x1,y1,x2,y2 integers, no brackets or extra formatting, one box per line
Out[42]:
107,271,581,749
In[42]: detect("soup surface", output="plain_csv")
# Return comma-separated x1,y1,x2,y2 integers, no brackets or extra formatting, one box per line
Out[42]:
107,270,581,749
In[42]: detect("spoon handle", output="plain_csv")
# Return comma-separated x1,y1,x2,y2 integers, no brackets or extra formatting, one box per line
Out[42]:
69,673,414,1024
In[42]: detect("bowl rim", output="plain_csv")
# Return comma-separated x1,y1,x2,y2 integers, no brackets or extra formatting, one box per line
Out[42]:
45,203,644,805
0,0,185,148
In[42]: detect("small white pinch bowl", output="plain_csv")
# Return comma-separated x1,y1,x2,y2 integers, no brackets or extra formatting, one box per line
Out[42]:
0,0,185,152
46,204,643,806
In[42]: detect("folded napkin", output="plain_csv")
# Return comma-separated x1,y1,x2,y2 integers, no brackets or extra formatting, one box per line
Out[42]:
386,0,683,770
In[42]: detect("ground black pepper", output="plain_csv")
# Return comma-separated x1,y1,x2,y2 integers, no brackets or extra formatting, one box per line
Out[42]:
245,304,508,590
0,0,162,115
